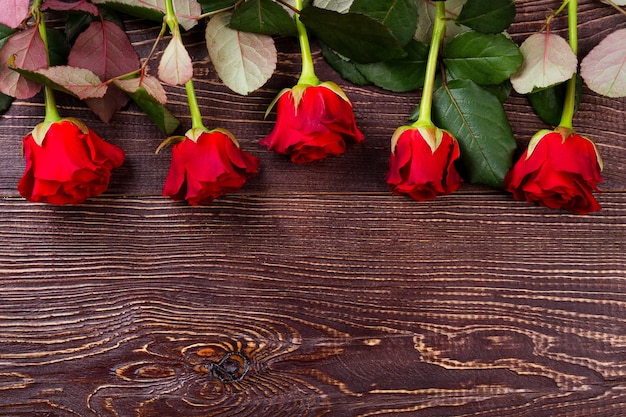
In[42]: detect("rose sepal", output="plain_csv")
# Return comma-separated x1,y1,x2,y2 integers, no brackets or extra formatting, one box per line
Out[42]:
319,81,351,104
185,126,211,142
392,123,450,154
524,129,554,160
265,87,292,119
526,127,603,171
31,117,89,146
209,127,240,148
555,126,604,171
390,126,413,154
156,135,187,154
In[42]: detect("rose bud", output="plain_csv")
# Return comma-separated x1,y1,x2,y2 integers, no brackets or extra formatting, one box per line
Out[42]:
504,127,603,214
386,125,462,200
18,118,125,205
260,82,365,163
162,128,260,205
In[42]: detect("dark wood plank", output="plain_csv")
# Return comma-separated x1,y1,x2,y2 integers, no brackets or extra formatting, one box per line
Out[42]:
0,193,625,416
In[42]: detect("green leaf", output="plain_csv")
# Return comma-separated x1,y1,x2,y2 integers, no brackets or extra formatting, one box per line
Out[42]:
314,0,352,13
64,13,94,43
456,0,516,34
229,0,297,36
527,76,581,126
433,79,516,187
198,0,237,14
349,0,419,46
320,42,371,86
91,0,200,30
0,92,14,114
355,39,428,92
482,80,512,103
0,24,16,49
299,5,406,64
46,28,71,66
91,1,165,24
128,87,179,134
443,32,522,85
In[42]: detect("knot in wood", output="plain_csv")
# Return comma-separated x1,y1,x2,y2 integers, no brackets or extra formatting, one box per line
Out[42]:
210,352,249,383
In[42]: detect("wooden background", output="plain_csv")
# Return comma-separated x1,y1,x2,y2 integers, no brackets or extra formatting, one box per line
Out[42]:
1,1,625,416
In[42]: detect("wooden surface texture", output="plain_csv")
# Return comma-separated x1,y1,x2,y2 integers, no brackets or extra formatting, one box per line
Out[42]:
1,1,625,416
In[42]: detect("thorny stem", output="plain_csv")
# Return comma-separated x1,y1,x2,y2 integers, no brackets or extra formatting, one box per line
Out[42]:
294,0,319,86
412,1,446,127
559,0,577,129
164,0,206,130
32,0,61,123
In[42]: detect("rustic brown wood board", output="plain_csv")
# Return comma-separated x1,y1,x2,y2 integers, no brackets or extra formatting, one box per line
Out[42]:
1,1,625,416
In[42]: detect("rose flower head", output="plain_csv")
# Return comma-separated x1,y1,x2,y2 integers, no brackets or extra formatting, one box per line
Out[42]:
504,127,603,214
18,118,125,205
260,82,365,163
387,124,462,200
162,128,260,205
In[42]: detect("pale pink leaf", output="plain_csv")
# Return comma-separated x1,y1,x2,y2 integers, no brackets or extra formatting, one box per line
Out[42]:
36,66,107,99
0,0,30,29
205,12,277,95
0,27,46,98
510,33,577,94
90,0,201,30
41,0,99,15
581,28,626,98
114,75,167,104
158,35,193,86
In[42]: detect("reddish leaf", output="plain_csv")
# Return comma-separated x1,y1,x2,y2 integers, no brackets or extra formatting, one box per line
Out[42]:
69,20,141,121
85,87,128,122
41,0,99,15
0,0,30,29
68,20,140,79
0,27,47,99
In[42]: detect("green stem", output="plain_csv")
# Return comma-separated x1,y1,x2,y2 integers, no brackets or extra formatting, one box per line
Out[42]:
164,0,205,130
294,0,319,86
413,1,446,127
163,0,179,34
185,79,205,130
559,0,577,129
33,0,61,123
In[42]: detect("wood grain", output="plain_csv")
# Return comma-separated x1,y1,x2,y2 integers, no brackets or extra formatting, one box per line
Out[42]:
1,194,625,416
0,1,625,416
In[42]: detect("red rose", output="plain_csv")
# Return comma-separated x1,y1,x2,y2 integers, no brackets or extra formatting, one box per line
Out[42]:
260,82,365,163
504,128,603,214
162,128,260,205
386,125,462,200
18,119,125,205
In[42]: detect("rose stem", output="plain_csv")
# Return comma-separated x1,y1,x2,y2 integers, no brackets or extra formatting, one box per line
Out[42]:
294,0,320,86
32,0,61,123
412,1,446,128
163,0,205,131
559,0,578,130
